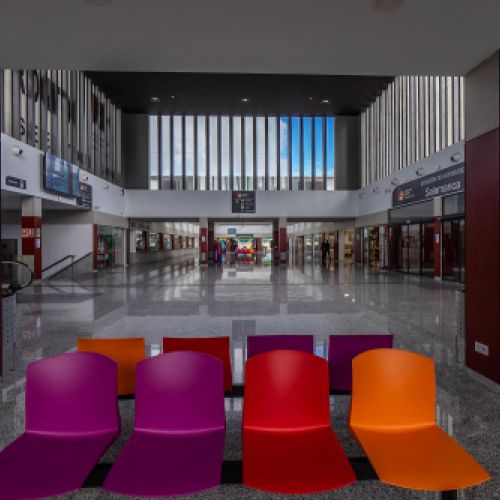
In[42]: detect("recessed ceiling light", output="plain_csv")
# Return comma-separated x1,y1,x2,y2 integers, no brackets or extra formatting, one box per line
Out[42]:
321,99,330,104
241,97,249,103
150,96,160,103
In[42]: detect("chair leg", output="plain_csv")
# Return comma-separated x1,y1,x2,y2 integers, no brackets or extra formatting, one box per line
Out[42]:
441,490,458,500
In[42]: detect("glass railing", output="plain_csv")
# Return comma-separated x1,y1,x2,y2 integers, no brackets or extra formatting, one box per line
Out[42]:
1,260,34,292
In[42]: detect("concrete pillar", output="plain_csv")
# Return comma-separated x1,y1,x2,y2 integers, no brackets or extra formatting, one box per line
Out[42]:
278,217,287,264
464,51,500,384
21,197,42,279
338,230,346,261
256,237,262,252
207,221,215,264
433,197,442,279
199,217,208,264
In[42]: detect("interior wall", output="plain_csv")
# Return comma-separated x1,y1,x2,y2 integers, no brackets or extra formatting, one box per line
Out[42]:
334,116,361,190
1,209,21,257
464,50,500,385
122,113,149,189
42,210,93,278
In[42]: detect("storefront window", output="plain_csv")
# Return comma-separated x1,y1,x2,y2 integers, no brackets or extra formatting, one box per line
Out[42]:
148,233,160,252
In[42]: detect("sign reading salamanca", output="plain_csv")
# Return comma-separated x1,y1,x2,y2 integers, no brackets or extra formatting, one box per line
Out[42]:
392,163,464,208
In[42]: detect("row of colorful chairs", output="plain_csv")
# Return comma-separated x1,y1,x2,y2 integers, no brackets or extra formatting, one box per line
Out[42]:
77,333,394,395
0,348,489,499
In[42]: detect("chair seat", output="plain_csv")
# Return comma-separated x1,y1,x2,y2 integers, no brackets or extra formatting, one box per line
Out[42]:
0,431,117,500
104,427,225,496
243,425,356,494
352,425,490,490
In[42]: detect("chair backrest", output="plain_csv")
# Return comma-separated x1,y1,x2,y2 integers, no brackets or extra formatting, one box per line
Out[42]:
25,352,119,435
247,334,314,359
328,334,393,390
77,337,145,395
350,349,436,429
135,351,225,432
244,350,330,430
163,337,232,391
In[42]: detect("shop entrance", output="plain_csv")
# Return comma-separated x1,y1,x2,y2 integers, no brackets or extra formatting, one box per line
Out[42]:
96,226,125,269
442,218,465,282
389,222,432,275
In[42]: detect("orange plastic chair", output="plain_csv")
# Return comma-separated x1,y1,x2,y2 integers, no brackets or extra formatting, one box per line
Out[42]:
349,348,489,491
243,350,356,493
162,337,232,391
77,338,145,396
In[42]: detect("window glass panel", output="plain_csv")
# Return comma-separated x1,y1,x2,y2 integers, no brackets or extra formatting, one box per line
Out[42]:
256,116,265,190
197,116,206,190
148,115,159,190
221,116,230,190
291,117,300,191
279,117,289,190
160,116,171,189
232,116,242,190
326,117,335,190
185,115,194,190
172,116,183,190
268,116,277,190
314,117,323,190
303,117,312,190
244,116,254,190
209,116,218,190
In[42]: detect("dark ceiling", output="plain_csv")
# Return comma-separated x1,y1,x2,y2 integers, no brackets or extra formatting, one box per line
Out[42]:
86,72,393,116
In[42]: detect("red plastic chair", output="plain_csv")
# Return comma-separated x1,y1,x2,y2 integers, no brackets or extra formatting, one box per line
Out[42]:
163,336,232,391
243,350,356,493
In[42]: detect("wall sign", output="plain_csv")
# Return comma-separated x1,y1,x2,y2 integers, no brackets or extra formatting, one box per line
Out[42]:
6,176,27,190
393,163,465,208
232,191,256,214
76,183,93,209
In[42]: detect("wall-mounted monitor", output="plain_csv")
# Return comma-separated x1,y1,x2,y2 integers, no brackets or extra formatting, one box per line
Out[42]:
43,153,81,198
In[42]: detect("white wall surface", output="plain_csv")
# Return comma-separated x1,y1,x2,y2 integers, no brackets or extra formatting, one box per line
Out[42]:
42,212,93,278
125,190,358,219
1,133,126,217
2,133,465,229
355,143,464,218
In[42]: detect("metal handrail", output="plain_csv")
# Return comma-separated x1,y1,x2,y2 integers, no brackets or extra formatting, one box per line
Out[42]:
1,260,35,290
41,254,75,273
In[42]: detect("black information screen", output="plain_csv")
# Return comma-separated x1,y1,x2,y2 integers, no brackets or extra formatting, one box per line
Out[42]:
232,191,256,213
76,183,93,209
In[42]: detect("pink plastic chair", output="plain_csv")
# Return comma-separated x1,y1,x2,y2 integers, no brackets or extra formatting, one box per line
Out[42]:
104,351,225,496
0,352,120,499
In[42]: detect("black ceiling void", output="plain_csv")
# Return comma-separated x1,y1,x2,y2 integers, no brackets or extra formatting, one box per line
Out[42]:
86,72,393,116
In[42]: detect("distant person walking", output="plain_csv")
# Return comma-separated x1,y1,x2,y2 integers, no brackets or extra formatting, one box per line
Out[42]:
321,239,330,262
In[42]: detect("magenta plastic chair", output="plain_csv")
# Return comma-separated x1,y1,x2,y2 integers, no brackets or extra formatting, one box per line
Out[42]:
104,351,226,496
0,352,119,500
328,334,393,391
247,334,314,359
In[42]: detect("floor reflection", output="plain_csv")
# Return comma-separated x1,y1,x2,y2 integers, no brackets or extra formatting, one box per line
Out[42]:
0,256,497,499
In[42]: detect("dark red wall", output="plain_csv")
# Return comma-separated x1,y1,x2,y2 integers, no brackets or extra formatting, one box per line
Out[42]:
465,127,500,383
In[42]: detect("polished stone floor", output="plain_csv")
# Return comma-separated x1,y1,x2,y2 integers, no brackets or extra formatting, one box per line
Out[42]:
1,256,498,499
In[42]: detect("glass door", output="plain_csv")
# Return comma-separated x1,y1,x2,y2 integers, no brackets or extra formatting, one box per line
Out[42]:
442,218,465,282
421,222,434,276
408,224,421,274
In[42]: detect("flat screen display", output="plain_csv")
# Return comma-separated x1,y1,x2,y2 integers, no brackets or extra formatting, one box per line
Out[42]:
44,153,80,198
70,164,81,197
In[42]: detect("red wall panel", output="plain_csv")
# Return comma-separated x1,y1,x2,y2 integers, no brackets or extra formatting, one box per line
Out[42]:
465,127,500,383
